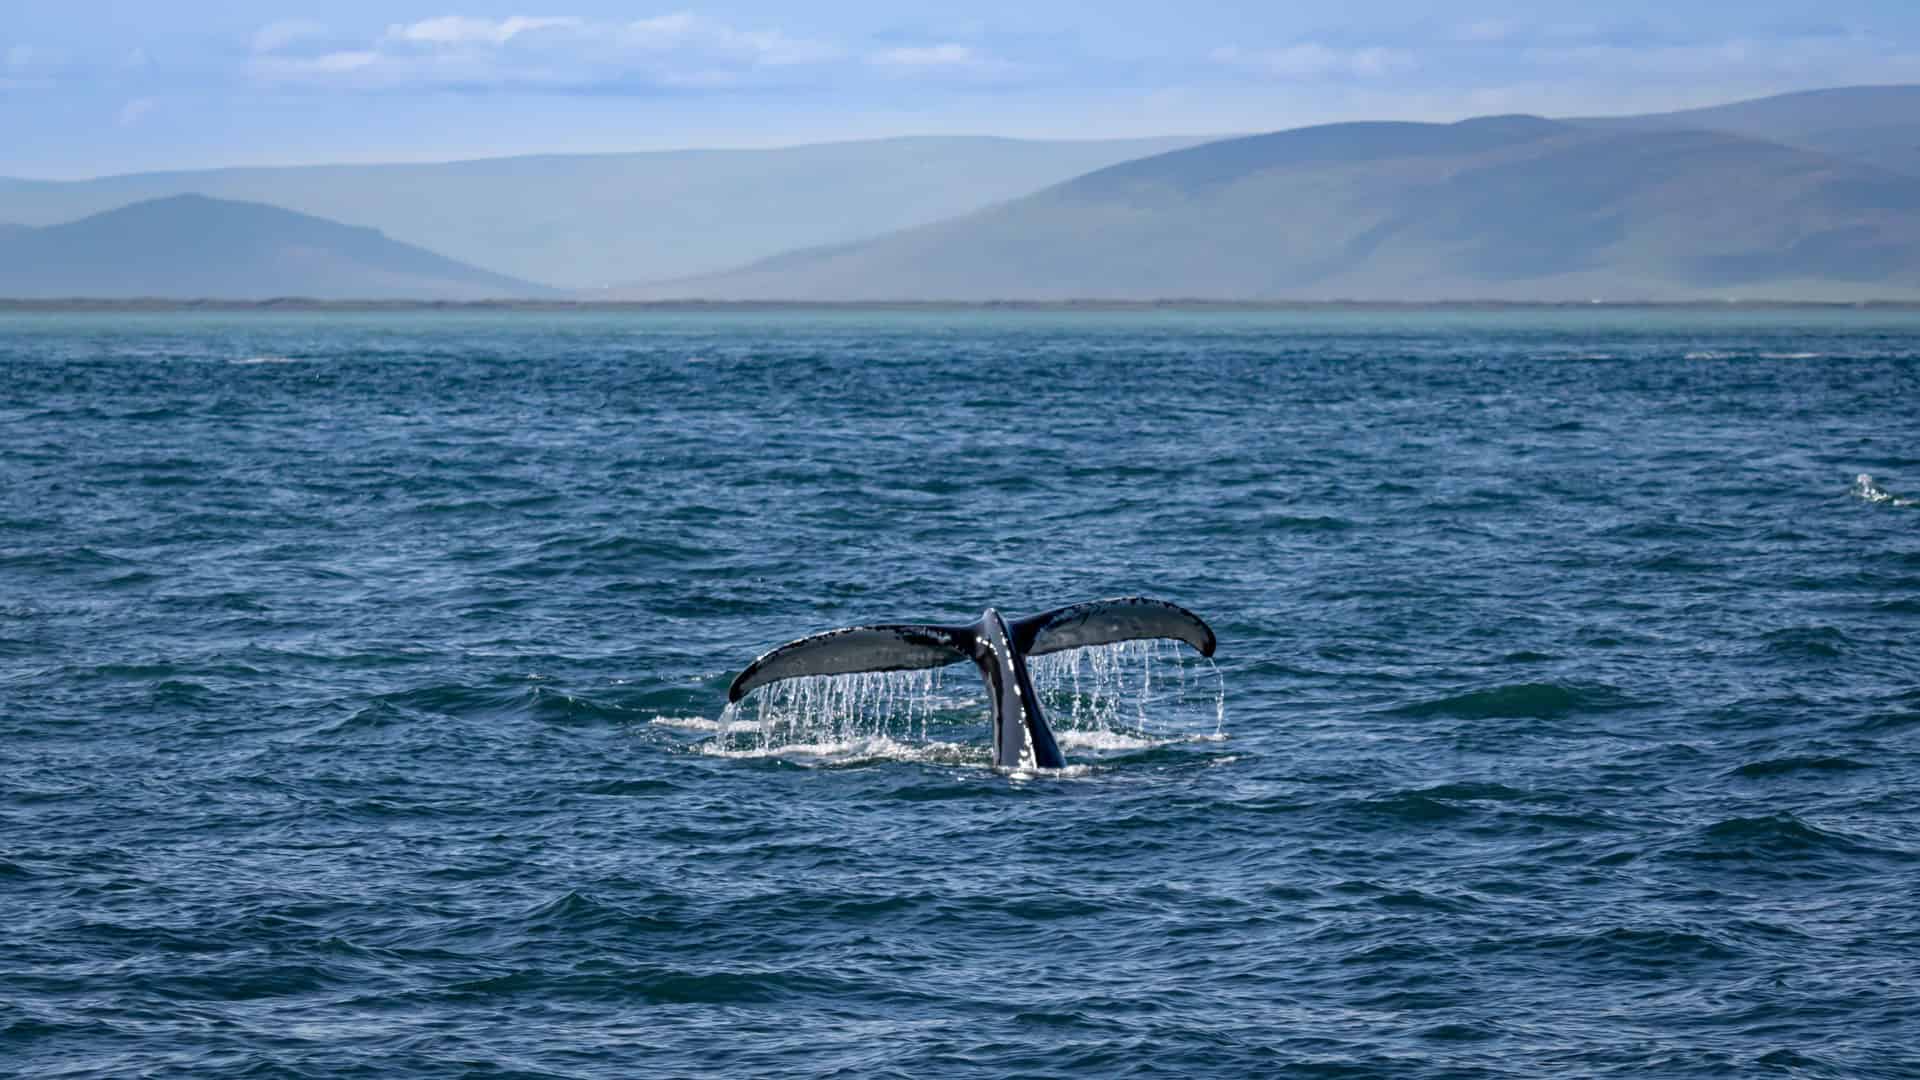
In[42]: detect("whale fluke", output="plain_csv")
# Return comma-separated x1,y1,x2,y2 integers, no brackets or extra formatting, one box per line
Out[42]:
727,597,1217,768
727,624,973,703
1013,597,1216,659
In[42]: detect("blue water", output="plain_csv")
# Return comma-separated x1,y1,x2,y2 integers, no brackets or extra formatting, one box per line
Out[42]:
3,309,1919,1078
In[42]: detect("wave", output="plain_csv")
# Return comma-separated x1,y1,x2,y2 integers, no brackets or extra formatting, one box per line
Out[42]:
1391,681,1631,720
353,682,634,727
1409,781,1552,803
1760,626,1849,659
1729,756,1870,779
441,963,837,1005
1253,513,1354,532
0,546,134,571
1353,791,1475,823
574,778,682,797
1667,813,1909,869
1513,926,1741,965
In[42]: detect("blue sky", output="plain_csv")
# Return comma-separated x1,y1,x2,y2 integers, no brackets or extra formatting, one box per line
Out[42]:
6,1,1920,178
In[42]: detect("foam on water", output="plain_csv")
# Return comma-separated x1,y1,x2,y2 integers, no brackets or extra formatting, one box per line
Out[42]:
650,714,764,734
1052,728,1159,751
1853,473,1915,506
698,732,983,767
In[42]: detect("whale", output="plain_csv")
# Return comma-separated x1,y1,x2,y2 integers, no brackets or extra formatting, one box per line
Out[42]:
728,597,1216,768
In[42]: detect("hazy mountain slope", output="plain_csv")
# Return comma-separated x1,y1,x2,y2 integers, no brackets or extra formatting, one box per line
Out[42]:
0,136,1214,289
1577,85,1920,178
640,117,1920,301
0,195,552,300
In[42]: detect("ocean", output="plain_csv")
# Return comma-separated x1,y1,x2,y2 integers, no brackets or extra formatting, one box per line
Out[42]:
3,308,1917,1078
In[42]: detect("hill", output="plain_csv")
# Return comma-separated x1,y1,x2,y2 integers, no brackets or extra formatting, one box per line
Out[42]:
1578,85,1920,178
635,116,1920,301
0,195,551,300
0,136,1214,290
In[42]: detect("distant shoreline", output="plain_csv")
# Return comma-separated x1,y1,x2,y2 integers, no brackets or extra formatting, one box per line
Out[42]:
6,298,1920,313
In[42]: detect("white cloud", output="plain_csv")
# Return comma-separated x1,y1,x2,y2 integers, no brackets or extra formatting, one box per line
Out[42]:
619,13,836,66
253,19,329,55
384,16,585,47
306,51,379,73
117,97,155,127
1514,36,1876,83
3,42,63,87
1214,43,1413,81
864,41,1027,83
249,11,841,90
621,12,703,48
250,50,378,82
870,43,975,69
1453,20,1513,44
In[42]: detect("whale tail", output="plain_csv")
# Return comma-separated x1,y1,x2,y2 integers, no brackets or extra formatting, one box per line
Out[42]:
727,623,976,703
726,597,1217,766
1010,597,1216,659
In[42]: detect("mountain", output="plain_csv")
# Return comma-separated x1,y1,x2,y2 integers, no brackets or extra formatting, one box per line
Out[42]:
634,115,1920,302
0,136,1214,290
1578,85,1920,178
0,194,551,300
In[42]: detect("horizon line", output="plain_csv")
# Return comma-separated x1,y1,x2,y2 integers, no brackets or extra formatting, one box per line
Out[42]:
8,298,1920,313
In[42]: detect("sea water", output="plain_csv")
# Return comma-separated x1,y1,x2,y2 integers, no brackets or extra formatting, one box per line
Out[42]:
3,308,1918,1077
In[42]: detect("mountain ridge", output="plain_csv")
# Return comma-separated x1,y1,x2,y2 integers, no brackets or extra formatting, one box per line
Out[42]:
1571,84,1920,178
0,194,552,300
0,135,1218,288
629,114,1920,302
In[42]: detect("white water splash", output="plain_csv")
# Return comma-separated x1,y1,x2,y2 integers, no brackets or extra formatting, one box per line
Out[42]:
1026,639,1227,744
650,714,763,734
703,666,973,764
700,639,1227,768
1853,474,1916,507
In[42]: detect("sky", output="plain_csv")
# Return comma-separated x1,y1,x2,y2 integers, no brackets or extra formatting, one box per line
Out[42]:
6,1,1920,178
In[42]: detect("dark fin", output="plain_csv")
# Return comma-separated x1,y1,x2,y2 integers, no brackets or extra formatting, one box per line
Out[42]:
728,624,975,703
1011,597,1217,659
1025,705,1066,768
1012,652,1066,769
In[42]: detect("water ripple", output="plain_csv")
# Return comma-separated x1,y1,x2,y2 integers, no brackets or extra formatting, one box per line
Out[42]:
3,308,1919,1078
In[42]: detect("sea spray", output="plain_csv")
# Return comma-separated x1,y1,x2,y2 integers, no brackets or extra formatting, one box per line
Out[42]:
1027,639,1225,743
708,665,965,759
1852,473,1915,507
705,640,1226,763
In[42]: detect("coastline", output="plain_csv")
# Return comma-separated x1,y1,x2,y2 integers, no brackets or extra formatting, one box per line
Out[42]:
6,297,1920,313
